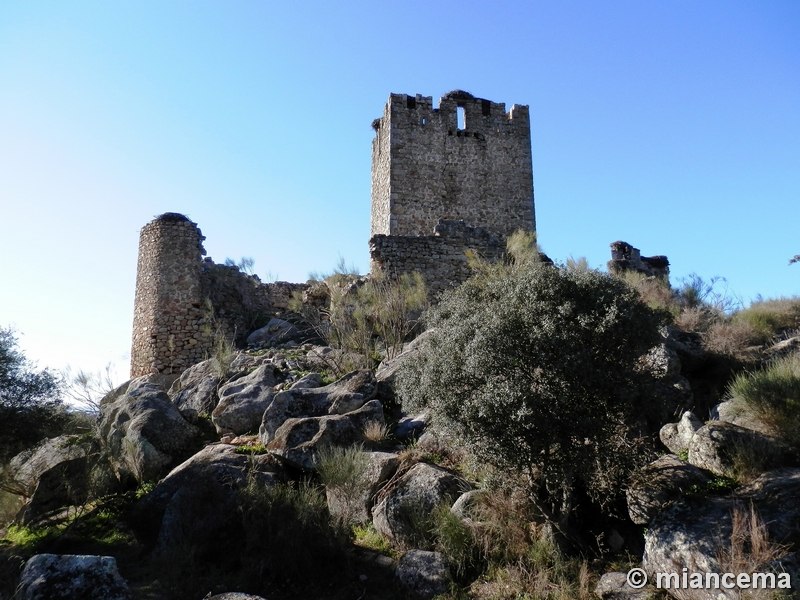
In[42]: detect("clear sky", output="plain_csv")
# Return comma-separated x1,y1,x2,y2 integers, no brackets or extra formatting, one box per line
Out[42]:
1,1,799,385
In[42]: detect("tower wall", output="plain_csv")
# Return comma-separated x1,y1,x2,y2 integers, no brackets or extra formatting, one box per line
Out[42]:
370,91,535,239
130,213,213,377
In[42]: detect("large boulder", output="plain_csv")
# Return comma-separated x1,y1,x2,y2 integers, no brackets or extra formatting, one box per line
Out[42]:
626,454,708,525
130,444,284,558
246,317,300,348
6,435,110,525
373,462,472,548
396,550,451,599
659,411,704,455
688,422,796,478
16,553,132,600
6,435,94,498
711,398,773,435
212,364,279,435
98,377,200,484
260,369,376,443
643,469,800,600
326,451,400,525
269,400,385,470
167,358,222,415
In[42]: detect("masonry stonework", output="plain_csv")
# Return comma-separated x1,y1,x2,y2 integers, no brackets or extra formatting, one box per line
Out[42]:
370,90,534,238
131,213,307,378
369,91,536,293
130,213,212,378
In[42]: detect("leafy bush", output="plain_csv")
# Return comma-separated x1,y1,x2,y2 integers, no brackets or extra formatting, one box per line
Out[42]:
397,263,664,538
727,352,800,448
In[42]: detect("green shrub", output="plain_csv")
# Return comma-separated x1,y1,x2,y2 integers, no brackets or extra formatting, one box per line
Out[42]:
728,352,800,448
397,263,664,539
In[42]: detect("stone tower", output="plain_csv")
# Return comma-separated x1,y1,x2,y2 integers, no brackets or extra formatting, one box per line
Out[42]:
370,90,535,239
130,213,213,377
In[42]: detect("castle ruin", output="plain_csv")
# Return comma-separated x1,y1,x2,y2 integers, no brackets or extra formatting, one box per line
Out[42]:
368,90,535,295
130,213,303,378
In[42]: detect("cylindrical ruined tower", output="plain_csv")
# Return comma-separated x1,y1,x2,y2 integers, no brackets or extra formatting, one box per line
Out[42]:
130,213,213,377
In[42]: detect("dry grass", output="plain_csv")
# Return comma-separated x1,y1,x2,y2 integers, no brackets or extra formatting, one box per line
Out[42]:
732,297,800,346
674,305,720,333
716,503,789,599
362,420,391,445
703,320,763,361
616,270,679,314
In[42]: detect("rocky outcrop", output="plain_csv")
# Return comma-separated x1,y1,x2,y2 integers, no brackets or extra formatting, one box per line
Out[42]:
373,462,471,548
131,444,284,557
687,422,796,478
246,317,301,348
98,377,200,484
626,455,708,525
326,451,400,525
269,400,385,470
260,369,376,443
643,469,800,600
659,411,704,455
396,550,451,599
212,364,279,435
168,358,221,416
16,553,133,600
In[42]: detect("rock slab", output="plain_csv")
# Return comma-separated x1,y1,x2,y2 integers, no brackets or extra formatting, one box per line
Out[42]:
16,553,133,600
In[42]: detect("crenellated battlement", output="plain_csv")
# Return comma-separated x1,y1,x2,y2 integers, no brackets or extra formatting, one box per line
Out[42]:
370,90,535,239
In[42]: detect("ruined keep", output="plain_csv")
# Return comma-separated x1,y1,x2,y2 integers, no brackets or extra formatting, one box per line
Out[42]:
369,91,535,293
130,213,304,378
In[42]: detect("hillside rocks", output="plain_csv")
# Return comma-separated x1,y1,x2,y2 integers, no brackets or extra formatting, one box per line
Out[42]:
396,550,452,599
16,554,132,600
212,364,279,435
643,468,800,600
626,455,708,525
131,444,284,557
98,377,200,484
373,462,472,548
259,369,377,443
270,399,385,470
168,358,221,415
687,422,795,478
375,329,434,403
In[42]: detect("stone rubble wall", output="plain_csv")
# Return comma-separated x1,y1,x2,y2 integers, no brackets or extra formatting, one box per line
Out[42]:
370,91,535,239
369,220,506,298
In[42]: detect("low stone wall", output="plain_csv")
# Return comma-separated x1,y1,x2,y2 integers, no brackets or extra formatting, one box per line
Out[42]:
607,241,670,280
369,220,505,297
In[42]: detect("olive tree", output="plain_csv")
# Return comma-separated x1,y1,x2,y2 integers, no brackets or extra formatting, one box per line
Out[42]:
397,263,663,540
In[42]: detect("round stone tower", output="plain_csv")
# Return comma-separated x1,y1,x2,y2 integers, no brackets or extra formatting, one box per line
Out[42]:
130,213,213,377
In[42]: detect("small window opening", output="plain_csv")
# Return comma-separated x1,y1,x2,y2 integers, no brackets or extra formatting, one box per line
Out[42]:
421,117,427,126
457,106,465,130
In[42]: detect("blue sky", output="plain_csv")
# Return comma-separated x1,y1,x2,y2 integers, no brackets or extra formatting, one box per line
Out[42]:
1,1,799,384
